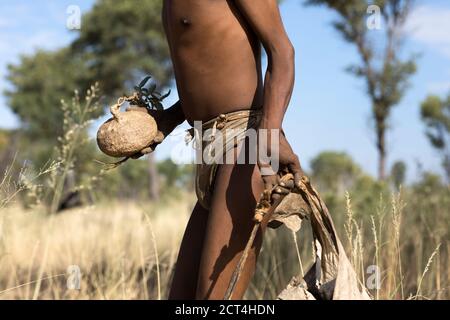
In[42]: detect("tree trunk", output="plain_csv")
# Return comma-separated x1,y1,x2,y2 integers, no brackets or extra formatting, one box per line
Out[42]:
0,131,19,175
443,155,450,183
376,123,386,181
147,153,160,201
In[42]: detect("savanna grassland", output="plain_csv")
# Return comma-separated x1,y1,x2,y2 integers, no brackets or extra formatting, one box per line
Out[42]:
1,0,449,301
0,85,448,300
0,178,448,300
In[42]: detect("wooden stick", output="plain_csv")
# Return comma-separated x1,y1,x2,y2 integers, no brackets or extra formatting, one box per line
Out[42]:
223,173,294,300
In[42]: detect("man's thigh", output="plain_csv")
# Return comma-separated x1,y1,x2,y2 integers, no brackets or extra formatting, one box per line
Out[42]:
195,161,266,299
168,202,209,300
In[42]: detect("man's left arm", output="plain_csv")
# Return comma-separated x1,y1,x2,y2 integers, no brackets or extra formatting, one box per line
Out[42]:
234,0,294,129
234,0,303,189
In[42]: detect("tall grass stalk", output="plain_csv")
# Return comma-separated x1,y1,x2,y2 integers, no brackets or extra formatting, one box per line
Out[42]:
391,193,404,299
344,191,354,263
144,212,161,300
49,84,101,214
415,243,441,299
370,215,380,300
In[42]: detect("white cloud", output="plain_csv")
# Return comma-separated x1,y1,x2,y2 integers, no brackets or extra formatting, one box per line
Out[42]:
406,5,450,59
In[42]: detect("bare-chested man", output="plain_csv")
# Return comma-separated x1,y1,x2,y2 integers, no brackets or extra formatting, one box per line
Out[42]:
137,0,302,299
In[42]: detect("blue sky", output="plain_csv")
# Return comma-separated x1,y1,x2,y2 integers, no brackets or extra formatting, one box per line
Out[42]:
1,0,449,181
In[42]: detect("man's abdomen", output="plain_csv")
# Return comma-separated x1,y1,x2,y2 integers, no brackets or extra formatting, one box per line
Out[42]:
164,1,263,123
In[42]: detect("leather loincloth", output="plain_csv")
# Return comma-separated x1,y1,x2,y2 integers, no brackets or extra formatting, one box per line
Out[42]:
188,108,262,210
187,108,308,230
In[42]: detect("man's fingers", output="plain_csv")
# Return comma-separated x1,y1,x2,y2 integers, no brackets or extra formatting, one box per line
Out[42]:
271,193,281,202
131,153,143,160
272,184,290,202
153,131,165,144
131,145,156,159
273,185,290,195
288,156,304,188
262,174,278,192
294,172,302,188
142,145,157,154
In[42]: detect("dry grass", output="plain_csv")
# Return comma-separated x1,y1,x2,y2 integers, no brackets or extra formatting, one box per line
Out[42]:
0,197,192,299
0,189,448,300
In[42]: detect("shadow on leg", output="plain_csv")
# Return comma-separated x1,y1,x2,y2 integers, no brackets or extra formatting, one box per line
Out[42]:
168,202,209,300
195,162,267,300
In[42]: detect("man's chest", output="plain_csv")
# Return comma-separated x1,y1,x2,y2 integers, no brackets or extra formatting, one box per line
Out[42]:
162,0,233,32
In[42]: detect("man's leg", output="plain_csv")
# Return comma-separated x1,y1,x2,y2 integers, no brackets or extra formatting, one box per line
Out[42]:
195,161,266,300
168,202,209,299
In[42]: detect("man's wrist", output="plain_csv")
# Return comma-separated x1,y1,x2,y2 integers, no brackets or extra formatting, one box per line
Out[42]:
258,122,282,134
158,101,185,134
258,115,281,131
166,101,185,125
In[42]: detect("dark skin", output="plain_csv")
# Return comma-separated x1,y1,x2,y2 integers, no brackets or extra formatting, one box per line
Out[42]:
135,0,302,299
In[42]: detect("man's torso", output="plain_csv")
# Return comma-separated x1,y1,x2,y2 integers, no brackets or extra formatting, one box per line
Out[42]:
163,0,263,124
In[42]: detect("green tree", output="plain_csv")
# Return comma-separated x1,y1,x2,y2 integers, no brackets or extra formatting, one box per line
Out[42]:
390,160,406,190
4,48,92,140
306,0,416,180
421,93,450,181
72,0,172,98
158,159,195,190
5,0,173,201
310,151,361,194
308,151,387,220
4,48,99,183
6,0,172,140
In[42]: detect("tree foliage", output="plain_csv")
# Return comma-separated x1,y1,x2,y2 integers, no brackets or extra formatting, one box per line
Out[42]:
157,159,194,190
72,0,172,100
391,160,406,190
5,0,172,142
4,0,173,202
305,0,416,180
421,93,450,180
309,151,388,219
4,48,93,140
310,151,362,193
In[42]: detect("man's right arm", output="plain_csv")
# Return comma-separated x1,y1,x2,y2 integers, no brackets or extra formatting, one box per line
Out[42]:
158,100,186,135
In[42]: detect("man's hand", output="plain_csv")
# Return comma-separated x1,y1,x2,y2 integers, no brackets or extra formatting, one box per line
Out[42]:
127,104,183,159
258,129,303,198
278,132,303,186
130,130,164,159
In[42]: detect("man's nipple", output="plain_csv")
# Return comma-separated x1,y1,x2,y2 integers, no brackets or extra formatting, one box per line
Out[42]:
180,17,191,26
